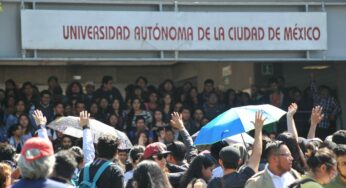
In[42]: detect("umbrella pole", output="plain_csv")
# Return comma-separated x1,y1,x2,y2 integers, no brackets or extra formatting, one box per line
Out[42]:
240,133,249,153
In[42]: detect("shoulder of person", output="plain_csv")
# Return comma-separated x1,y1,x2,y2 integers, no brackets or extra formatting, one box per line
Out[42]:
109,162,124,173
245,170,266,182
300,180,323,188
289,168,301,179
189,178,207,188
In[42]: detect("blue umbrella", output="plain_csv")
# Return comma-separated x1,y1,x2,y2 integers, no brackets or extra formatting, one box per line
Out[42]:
194,104,286,145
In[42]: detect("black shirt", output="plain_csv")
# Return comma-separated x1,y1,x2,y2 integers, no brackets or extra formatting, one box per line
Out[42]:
208,166,255,188
78,159,124,188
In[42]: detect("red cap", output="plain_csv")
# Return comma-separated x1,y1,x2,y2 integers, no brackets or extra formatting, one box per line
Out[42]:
21,137,54,162
143,142,171,159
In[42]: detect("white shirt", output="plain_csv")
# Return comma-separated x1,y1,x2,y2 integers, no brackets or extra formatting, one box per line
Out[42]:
266,168,296,188
124,170,133,187
212,166,223,179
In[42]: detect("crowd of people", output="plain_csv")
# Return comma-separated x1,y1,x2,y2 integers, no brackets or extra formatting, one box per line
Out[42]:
0,74,344,188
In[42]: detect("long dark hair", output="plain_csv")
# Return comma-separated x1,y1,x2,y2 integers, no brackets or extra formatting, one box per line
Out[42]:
18,114,34,135
180,155,214,188
133,160,171,188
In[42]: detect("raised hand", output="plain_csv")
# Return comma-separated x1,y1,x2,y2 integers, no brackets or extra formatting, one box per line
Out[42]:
287,103,298,117
32,109,47,126
311,106,324,126
170,112,184,130
79,110,90,128
251,111,267,130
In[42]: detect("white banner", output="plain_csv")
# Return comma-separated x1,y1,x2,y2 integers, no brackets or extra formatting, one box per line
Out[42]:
21,10,327,51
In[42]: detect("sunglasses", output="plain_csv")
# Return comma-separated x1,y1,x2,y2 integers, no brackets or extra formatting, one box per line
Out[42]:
153,153,168,160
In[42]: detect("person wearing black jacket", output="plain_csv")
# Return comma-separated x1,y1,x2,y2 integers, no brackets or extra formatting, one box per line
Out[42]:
93,76,124,106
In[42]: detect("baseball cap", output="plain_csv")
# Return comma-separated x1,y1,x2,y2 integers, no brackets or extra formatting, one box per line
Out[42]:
219,145,240,164
21,137,54,162
143,142,171,159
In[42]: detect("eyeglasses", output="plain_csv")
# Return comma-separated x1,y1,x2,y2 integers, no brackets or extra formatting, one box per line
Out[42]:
276,153,292,158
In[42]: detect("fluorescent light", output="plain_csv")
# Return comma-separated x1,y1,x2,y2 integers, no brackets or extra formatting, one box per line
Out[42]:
303,65,330,70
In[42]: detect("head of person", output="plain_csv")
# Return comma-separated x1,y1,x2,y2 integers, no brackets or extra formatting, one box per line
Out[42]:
97,134,120,160
85,81,95,95
174,102,183,113
54,101,65,116
332,130,346,145
153,109,163,123
180,107,191,121
210,141,228,163
203,79,214,93
69,146,84,169
207,92,219,106
193,108,204,122
188,87,198,98
135,76,148,89
40,90,51,106
108,114,119,128
18,114,32,134
111,98,122,111
307,148,336,185
148,91,159,103
318,85,331,98
99,97,109,110
61,135,73,150
5,79,17,91
47,76,59,87
18,137,55,179
0,143,16,163
129,146,145,167
180,155,214,188
132,160,171,188
162,79,174,92
52,150,77,181
142,142,171,169
164,127,175,144
218,145,241,171
277,132,305,174
136,131,149,146
131,98,143,112
135,116,146,131
74,101,85,114
15,99,26,114
166,141,186,164
21,82,34,96
264,141,293,176
7,124,23,138
89,102,98,115
117,149,129,165
334,145,346,182
67,81,83,95
102,75,113,91
0,163,11,188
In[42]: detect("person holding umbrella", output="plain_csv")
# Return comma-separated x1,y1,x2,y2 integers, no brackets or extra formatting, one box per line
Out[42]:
208,111,266,188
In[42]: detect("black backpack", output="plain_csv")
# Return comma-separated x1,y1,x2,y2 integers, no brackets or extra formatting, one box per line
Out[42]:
288,178,316,188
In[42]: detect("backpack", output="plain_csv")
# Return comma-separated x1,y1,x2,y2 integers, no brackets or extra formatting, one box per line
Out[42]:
288,178,316,188
77,161,112,188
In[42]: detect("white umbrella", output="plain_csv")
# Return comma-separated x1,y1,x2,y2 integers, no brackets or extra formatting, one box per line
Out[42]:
47,116,132,149
224,132,254,145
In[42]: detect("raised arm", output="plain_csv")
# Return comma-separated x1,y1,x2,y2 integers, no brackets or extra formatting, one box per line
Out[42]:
287,103,299,142
247,111,266,173
80,111,95,165
307,106,324,139
170,112,198,163
32,109,49,139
